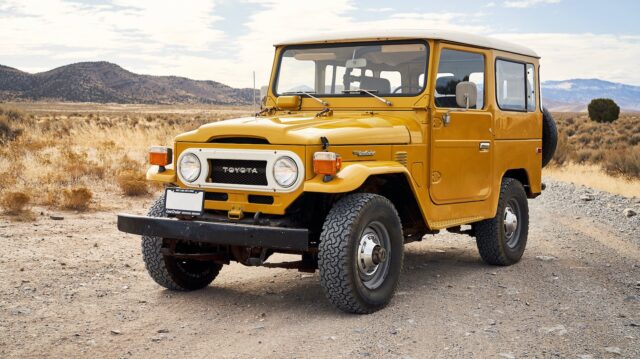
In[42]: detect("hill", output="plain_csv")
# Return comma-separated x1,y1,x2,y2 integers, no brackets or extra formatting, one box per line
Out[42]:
2,62,639,110
0,62,256,105
542,79,640,112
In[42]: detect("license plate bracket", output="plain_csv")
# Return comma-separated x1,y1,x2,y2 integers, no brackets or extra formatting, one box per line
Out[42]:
164,188,204,216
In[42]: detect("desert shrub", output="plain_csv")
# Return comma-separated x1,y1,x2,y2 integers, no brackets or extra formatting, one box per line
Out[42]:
0,191,31,214
61,187,93,210
603,147,640,178
0,116,22,144
4,108,25,122
588,98,620,123
116,170,149,196
551,132,573,165
114,155,148,196
60,149,105,180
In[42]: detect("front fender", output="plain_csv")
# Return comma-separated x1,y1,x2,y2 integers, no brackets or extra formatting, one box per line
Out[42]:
303,161,411,193
146,165,177,183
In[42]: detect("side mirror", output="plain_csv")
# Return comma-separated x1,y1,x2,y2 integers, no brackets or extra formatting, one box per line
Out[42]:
455,82,477,109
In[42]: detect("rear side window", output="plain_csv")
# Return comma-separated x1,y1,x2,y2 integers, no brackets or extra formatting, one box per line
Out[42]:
496,60,526,111
526,64,536,111
435,49,485,109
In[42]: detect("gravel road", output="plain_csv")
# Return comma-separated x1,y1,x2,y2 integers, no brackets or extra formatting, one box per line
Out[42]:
1,178,639,358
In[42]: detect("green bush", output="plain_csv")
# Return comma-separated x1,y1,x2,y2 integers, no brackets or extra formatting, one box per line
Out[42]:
588,98,620,123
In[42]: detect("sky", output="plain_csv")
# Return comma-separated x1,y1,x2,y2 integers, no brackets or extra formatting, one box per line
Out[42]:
1,0,639,88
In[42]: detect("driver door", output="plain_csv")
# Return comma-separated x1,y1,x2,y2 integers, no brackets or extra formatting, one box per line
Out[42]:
429,46,494,204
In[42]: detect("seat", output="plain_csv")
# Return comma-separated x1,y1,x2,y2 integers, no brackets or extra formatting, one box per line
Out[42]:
434,76,459,108
359,76,391,94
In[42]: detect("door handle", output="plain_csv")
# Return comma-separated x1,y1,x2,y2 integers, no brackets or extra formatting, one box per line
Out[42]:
442,111,451,127
479,142,491,151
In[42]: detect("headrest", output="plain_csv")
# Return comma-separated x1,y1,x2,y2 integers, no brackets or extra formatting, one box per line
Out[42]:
436,76,458,95
359,76,391,94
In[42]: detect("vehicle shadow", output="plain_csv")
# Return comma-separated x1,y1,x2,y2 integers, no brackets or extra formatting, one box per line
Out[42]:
157,239,491,317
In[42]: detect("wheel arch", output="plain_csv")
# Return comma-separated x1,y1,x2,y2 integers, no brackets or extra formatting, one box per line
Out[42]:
502,168,532,197
303,162,431,238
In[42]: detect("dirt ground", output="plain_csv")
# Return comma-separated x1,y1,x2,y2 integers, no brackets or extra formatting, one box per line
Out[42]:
1,181,639,359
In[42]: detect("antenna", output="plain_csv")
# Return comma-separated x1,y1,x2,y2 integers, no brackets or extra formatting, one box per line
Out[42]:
252,71,256,114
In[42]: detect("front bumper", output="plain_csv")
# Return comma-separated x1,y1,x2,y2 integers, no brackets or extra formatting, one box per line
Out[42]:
117,214,310,251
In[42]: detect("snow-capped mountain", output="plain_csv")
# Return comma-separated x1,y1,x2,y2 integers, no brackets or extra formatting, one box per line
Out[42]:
542,79,640,112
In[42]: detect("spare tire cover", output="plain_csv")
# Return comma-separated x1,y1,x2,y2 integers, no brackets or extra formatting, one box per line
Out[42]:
541,107,558,168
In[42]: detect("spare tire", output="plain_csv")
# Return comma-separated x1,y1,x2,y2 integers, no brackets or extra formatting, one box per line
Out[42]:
541,107,558,168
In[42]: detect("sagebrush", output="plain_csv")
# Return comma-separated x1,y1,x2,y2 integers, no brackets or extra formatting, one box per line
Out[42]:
0,104,249,215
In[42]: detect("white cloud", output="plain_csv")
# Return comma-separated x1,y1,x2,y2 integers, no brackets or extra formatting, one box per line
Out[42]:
1,0,640,90
0,0,222,55
493,33,640,84
365,7,394,12
504,0,561,8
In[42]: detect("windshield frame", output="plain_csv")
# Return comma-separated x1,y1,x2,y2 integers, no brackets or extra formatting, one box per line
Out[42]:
272,39,430,99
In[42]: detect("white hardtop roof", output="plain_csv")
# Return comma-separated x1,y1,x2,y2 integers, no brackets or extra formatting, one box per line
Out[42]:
276,29,539,58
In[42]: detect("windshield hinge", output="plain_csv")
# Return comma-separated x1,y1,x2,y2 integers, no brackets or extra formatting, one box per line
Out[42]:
255,107,276,117
320,136,329,150
315,107,333,118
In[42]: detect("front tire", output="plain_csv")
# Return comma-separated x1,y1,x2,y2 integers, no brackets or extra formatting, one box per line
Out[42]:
141,195,223,291
475,178,529,266
318,193,404,314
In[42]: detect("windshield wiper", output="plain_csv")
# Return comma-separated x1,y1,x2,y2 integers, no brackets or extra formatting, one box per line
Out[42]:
282,91,329,107
342,89,392,106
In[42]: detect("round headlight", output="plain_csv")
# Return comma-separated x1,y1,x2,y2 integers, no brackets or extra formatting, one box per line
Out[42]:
273,156,298,188
178,153,201,182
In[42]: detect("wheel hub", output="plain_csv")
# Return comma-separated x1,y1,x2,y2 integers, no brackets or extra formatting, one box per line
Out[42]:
358,234,382,275
504,205,518,239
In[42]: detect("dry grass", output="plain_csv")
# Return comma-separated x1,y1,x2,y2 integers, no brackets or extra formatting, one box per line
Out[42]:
544,163,640,198
0,103,250,216
61,187,93,210
117,170,149,196
0,191,31,214
552,112,640,178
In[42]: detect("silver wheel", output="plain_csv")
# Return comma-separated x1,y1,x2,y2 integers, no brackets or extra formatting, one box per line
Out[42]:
504,200,521,249
356,221,391,290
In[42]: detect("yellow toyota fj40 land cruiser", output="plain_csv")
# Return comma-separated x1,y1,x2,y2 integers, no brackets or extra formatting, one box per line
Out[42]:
118,30,557,314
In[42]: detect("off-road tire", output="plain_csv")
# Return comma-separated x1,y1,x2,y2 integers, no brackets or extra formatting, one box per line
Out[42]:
318,193,404,314
542,107,558,168
475,178,529,266
141,195,222,291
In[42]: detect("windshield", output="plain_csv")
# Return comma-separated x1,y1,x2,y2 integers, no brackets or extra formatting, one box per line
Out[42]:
275,41,429,97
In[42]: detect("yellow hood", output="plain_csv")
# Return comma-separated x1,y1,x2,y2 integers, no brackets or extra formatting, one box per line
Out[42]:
175,113,411,145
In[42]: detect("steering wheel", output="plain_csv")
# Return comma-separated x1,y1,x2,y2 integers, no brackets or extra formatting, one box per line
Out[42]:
392,86,412,94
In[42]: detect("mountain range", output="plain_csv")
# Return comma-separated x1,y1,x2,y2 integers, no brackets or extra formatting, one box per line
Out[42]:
541,79,640,112
1,62,639,111
0,62,256,105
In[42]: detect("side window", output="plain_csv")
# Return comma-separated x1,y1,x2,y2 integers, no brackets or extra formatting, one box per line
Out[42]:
435,49,485,109
526,64,536,112
496,59,526,111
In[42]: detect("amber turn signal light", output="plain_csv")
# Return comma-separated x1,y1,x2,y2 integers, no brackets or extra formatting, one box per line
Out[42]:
149,146,173,167
313,151,342,176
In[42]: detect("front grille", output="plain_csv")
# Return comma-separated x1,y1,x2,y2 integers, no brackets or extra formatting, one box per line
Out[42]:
208,159,268,186
248,194,274,204
204,192,228,201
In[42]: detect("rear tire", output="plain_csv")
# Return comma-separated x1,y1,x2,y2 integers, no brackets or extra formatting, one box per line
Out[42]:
318,193,404,314
141,195,222,291
475,178,529,266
